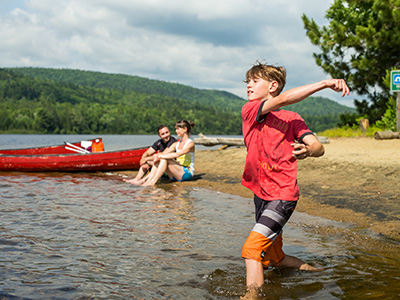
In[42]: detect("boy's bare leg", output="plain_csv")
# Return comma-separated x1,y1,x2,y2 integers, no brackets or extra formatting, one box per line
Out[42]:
241,259,264,299
245,259,264,287
242,255,321,299
279,254,318,270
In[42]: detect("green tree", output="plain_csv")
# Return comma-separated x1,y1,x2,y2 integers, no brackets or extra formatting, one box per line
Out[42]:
302,0,400,124
375,69,397,130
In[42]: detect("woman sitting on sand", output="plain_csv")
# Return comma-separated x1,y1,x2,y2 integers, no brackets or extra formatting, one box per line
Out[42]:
139,120,195,186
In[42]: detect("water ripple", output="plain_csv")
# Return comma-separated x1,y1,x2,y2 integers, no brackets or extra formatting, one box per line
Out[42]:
0,173,399,299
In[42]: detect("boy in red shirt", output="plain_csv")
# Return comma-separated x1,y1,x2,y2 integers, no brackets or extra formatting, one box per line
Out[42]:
241,62,350,294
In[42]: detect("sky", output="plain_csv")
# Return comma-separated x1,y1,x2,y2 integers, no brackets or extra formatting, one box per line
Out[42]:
0,0,357,107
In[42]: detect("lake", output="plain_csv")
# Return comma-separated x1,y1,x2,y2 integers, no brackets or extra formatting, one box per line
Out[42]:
1,135,399,299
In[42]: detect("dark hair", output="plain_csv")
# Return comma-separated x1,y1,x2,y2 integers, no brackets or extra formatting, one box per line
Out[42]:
157,124,168,133
175,120,195,134
245,61,286,94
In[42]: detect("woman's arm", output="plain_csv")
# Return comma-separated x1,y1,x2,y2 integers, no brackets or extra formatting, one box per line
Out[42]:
261,79,349,115
162,143,178,154
152,142,177,163
158,141,194,160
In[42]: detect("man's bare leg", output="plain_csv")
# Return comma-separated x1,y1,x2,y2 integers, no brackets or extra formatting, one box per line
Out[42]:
138,164,159,185
142,159,168,186
124,166,147,184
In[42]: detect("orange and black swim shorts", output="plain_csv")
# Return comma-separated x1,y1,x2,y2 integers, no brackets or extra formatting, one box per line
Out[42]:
241,195,297,267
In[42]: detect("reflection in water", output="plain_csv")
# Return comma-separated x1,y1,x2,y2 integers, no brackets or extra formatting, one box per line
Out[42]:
0,172,399,299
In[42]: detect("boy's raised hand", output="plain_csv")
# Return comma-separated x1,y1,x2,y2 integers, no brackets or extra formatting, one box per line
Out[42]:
325,79,350,97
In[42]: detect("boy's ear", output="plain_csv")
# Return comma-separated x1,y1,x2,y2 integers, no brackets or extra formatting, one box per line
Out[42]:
269,81,279,93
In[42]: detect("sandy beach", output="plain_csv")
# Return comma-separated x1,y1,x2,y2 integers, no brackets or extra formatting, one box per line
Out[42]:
178,137,400,242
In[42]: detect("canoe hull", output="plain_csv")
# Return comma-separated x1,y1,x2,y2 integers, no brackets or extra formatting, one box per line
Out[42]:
0,148,147,172
0,142,147,172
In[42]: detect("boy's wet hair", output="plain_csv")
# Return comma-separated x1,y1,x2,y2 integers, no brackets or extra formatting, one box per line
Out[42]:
245,61,287,95
175,120,195,134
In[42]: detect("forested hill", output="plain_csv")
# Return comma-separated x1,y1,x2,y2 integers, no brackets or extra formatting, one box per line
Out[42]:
8,67,246,111
1,67,355,134
0,68,243,134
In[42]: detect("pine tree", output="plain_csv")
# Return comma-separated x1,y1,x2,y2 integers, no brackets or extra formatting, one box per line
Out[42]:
302,0,400,123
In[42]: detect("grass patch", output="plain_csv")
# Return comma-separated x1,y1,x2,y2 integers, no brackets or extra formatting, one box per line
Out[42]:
318,126,383,138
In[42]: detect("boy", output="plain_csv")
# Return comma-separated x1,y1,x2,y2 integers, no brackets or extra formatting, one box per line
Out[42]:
241,62,349,294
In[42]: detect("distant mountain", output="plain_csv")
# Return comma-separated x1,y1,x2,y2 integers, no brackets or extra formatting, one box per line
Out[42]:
287,96,354,116
3,67,356,134
285,96,356,132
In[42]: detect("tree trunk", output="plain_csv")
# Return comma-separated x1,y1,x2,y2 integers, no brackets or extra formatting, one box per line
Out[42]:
374,130,400,140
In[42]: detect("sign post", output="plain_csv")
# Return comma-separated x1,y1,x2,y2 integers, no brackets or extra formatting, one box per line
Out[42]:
390,70,400,131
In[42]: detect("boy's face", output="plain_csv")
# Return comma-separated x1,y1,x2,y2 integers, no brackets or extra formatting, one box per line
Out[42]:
246,76,273,101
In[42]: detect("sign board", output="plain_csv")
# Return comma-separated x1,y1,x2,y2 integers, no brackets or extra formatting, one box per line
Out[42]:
391,70,400,92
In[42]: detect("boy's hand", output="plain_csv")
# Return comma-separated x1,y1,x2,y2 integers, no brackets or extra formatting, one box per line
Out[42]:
325,79,350,97
291,143,309,160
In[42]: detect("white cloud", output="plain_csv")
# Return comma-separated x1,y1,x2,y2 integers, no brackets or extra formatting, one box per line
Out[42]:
0,0,356,107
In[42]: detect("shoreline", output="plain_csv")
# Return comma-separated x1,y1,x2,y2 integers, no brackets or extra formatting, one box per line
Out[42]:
120,137,400,242
176,137,400,242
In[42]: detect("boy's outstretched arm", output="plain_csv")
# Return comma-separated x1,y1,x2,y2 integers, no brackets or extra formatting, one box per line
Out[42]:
292,135,324,160
261,79,350,115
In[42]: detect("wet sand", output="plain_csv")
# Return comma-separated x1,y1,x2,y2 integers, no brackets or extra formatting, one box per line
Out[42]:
179,137,400,242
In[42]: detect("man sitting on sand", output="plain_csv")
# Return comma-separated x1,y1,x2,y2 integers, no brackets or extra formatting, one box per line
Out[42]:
124,125,177,184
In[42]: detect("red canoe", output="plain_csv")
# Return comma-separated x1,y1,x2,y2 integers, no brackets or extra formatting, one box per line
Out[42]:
0,138,148,172
0,138,102,155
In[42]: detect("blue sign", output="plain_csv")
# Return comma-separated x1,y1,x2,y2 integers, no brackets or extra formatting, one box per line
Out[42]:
391,70,400,92
394,74,400,84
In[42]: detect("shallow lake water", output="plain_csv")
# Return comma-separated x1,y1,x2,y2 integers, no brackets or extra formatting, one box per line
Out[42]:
1,172,400,299
1,135,400,299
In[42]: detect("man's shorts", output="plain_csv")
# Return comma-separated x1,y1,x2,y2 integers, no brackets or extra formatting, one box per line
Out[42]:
241,195,297,267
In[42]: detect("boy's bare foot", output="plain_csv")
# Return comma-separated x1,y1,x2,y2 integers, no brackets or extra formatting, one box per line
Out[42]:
299,263,316,271
279,255,325,271
299,263,326,272
241,286,260,300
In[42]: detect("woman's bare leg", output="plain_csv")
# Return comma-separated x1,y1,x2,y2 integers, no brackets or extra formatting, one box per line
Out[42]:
165,160,185,181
